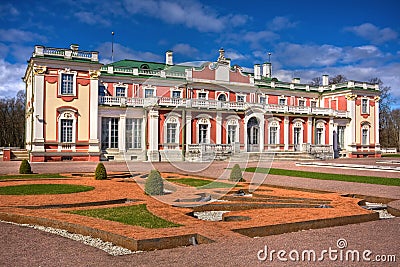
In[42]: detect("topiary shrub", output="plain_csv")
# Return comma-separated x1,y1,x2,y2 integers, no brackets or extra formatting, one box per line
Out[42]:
229,164,244,182
145,169,164,195
95,163,107,180
19,159,32,174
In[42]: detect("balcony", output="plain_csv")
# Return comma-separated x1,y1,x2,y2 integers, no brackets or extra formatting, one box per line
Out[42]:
98,96,349,117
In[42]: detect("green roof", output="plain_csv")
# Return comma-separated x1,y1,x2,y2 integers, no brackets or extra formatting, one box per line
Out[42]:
104,59,191,72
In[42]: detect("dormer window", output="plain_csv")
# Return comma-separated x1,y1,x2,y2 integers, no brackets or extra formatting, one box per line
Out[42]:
198,92,207,99
218,93,227,102
279,97,286,105
298,99,305,107
140,64,149,70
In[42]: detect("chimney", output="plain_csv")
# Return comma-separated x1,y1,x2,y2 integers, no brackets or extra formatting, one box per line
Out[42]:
292,78,300,84
322,75,329,86
254,64,261,80
166,50,173,65
262,62,272,78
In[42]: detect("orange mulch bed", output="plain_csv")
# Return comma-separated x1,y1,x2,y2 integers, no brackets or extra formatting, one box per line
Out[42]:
0,172,374,244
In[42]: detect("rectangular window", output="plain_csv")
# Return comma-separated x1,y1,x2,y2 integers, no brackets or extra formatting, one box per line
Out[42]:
144,89,154,98
126,118,142,149
298,100,305,107
61,119,73,143
98,85,106,96
316,128,323,145
279,98,286,105
259,96,266,104
61,74,74,95
237,95,245,102
227,125,236,144
115,87,126,97
101,117,119,149
362,129,369,145
338,126,345,149
361,99,369,114
199,124,208,143
269,127,278,144
198,92,207,99
166,123,177,143
172,91,181,98
310,101,317,108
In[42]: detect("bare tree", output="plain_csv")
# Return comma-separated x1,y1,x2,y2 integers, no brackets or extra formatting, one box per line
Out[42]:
329,74,347,84
0,90,25,148
310,77,322,86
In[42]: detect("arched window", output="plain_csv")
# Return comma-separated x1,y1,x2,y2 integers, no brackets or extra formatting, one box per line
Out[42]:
268,120,279,145
361,123,370,145
164,116,180,145
218,93,227,102
316,121,325,145
226,119,239,144
57,109,77,143
197,117,211,144
292,120,303,146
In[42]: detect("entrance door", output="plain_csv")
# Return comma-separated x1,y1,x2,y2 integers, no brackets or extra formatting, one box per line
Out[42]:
294,127,301,151
247,117,259,152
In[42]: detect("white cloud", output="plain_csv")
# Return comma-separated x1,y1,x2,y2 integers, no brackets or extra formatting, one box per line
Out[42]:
172,43,199,57
74,11,111,27
269,16,298,31
345,23,398,44
0,3,19,16
0,29,47,43
122,0,248,32
96,42,163,63
0,59,25,98
225,49,247,61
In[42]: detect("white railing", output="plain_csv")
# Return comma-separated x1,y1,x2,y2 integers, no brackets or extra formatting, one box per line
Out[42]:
139,69,161,76
35,46,98,61
98,96,350,118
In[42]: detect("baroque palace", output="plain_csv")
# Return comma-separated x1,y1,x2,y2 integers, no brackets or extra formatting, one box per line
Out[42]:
23,44,381,162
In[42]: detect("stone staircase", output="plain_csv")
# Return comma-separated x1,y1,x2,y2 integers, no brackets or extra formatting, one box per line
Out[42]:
10,149,29,161
230,151,315,162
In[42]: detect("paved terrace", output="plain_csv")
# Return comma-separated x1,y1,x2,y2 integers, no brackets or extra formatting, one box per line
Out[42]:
0,158,399,266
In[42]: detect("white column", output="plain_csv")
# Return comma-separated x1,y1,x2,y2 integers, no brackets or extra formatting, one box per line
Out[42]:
347,97,356,151
119,114,126,152
375,100,380,148
89,76,100,152
307,117,312,144
329,117,334,145
148,109,159,161
186,111,192,147
284,116,289,150
259,116,265,152
216,112,222,144
32,71,45,152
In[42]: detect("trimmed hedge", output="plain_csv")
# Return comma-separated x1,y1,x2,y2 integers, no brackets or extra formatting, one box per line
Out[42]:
19,159,32,174
229,164,244,182
95,163,107,180
145,170,164,195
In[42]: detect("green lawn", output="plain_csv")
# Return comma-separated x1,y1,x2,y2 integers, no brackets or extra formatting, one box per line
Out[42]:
0,184,94,195
382,154,400,158
67,204,181,228
0,173,66,180
244,167,400,186
167,178,241,189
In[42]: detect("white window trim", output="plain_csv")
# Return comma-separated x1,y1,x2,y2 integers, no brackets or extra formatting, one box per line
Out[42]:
58,69,77,96
113,82,128,97
236,93,246,102
268,120,280,145
170,86,183,98
278,96,287,106
310,99,317,108
259,94,268,104
143,85,157,98
196,117,211,144
298,98,306,107
163,115,180,146
197,89,209,100
57,109,77,144
226,119,239,144
292,119,304,145
361,123,370,145
361,98,370,114
316,120,326,145
216,91,228,101
126,118,142,149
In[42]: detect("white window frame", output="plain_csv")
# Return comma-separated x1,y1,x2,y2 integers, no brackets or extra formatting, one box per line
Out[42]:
268,120,280,145
217,92,228,102
361,98,369,114
196,117,211,144
58,69,77,96
126,118,142,149
236,94,246,102
338,125,346,149
197,89,209,100
170,87,183,98
278,96,287,106
143,85,157,98
57,110,77,143
259,94,268,104
226,119,239,144
310,100,317,108
315,120,326,145
361,124,370,145
101,117,119,149
292,120,304,145
114,83,128,97
298,99,306,107
163,115,180,146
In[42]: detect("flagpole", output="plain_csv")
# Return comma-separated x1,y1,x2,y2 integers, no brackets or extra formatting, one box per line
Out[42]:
111,31,115,62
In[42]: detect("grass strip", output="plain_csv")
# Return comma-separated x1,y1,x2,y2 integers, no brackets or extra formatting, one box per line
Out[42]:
167,178,241,189
381,154,400,158
0,184,94,195
244,167,400,186
67,204,181,228
0,173,66,180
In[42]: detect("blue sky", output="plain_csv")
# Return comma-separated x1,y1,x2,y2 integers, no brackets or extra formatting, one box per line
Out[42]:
1,0,399,107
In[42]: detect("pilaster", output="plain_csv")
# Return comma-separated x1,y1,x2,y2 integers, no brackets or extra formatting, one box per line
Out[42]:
216,112,222,144
284,116,289,150
147,109,159,161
